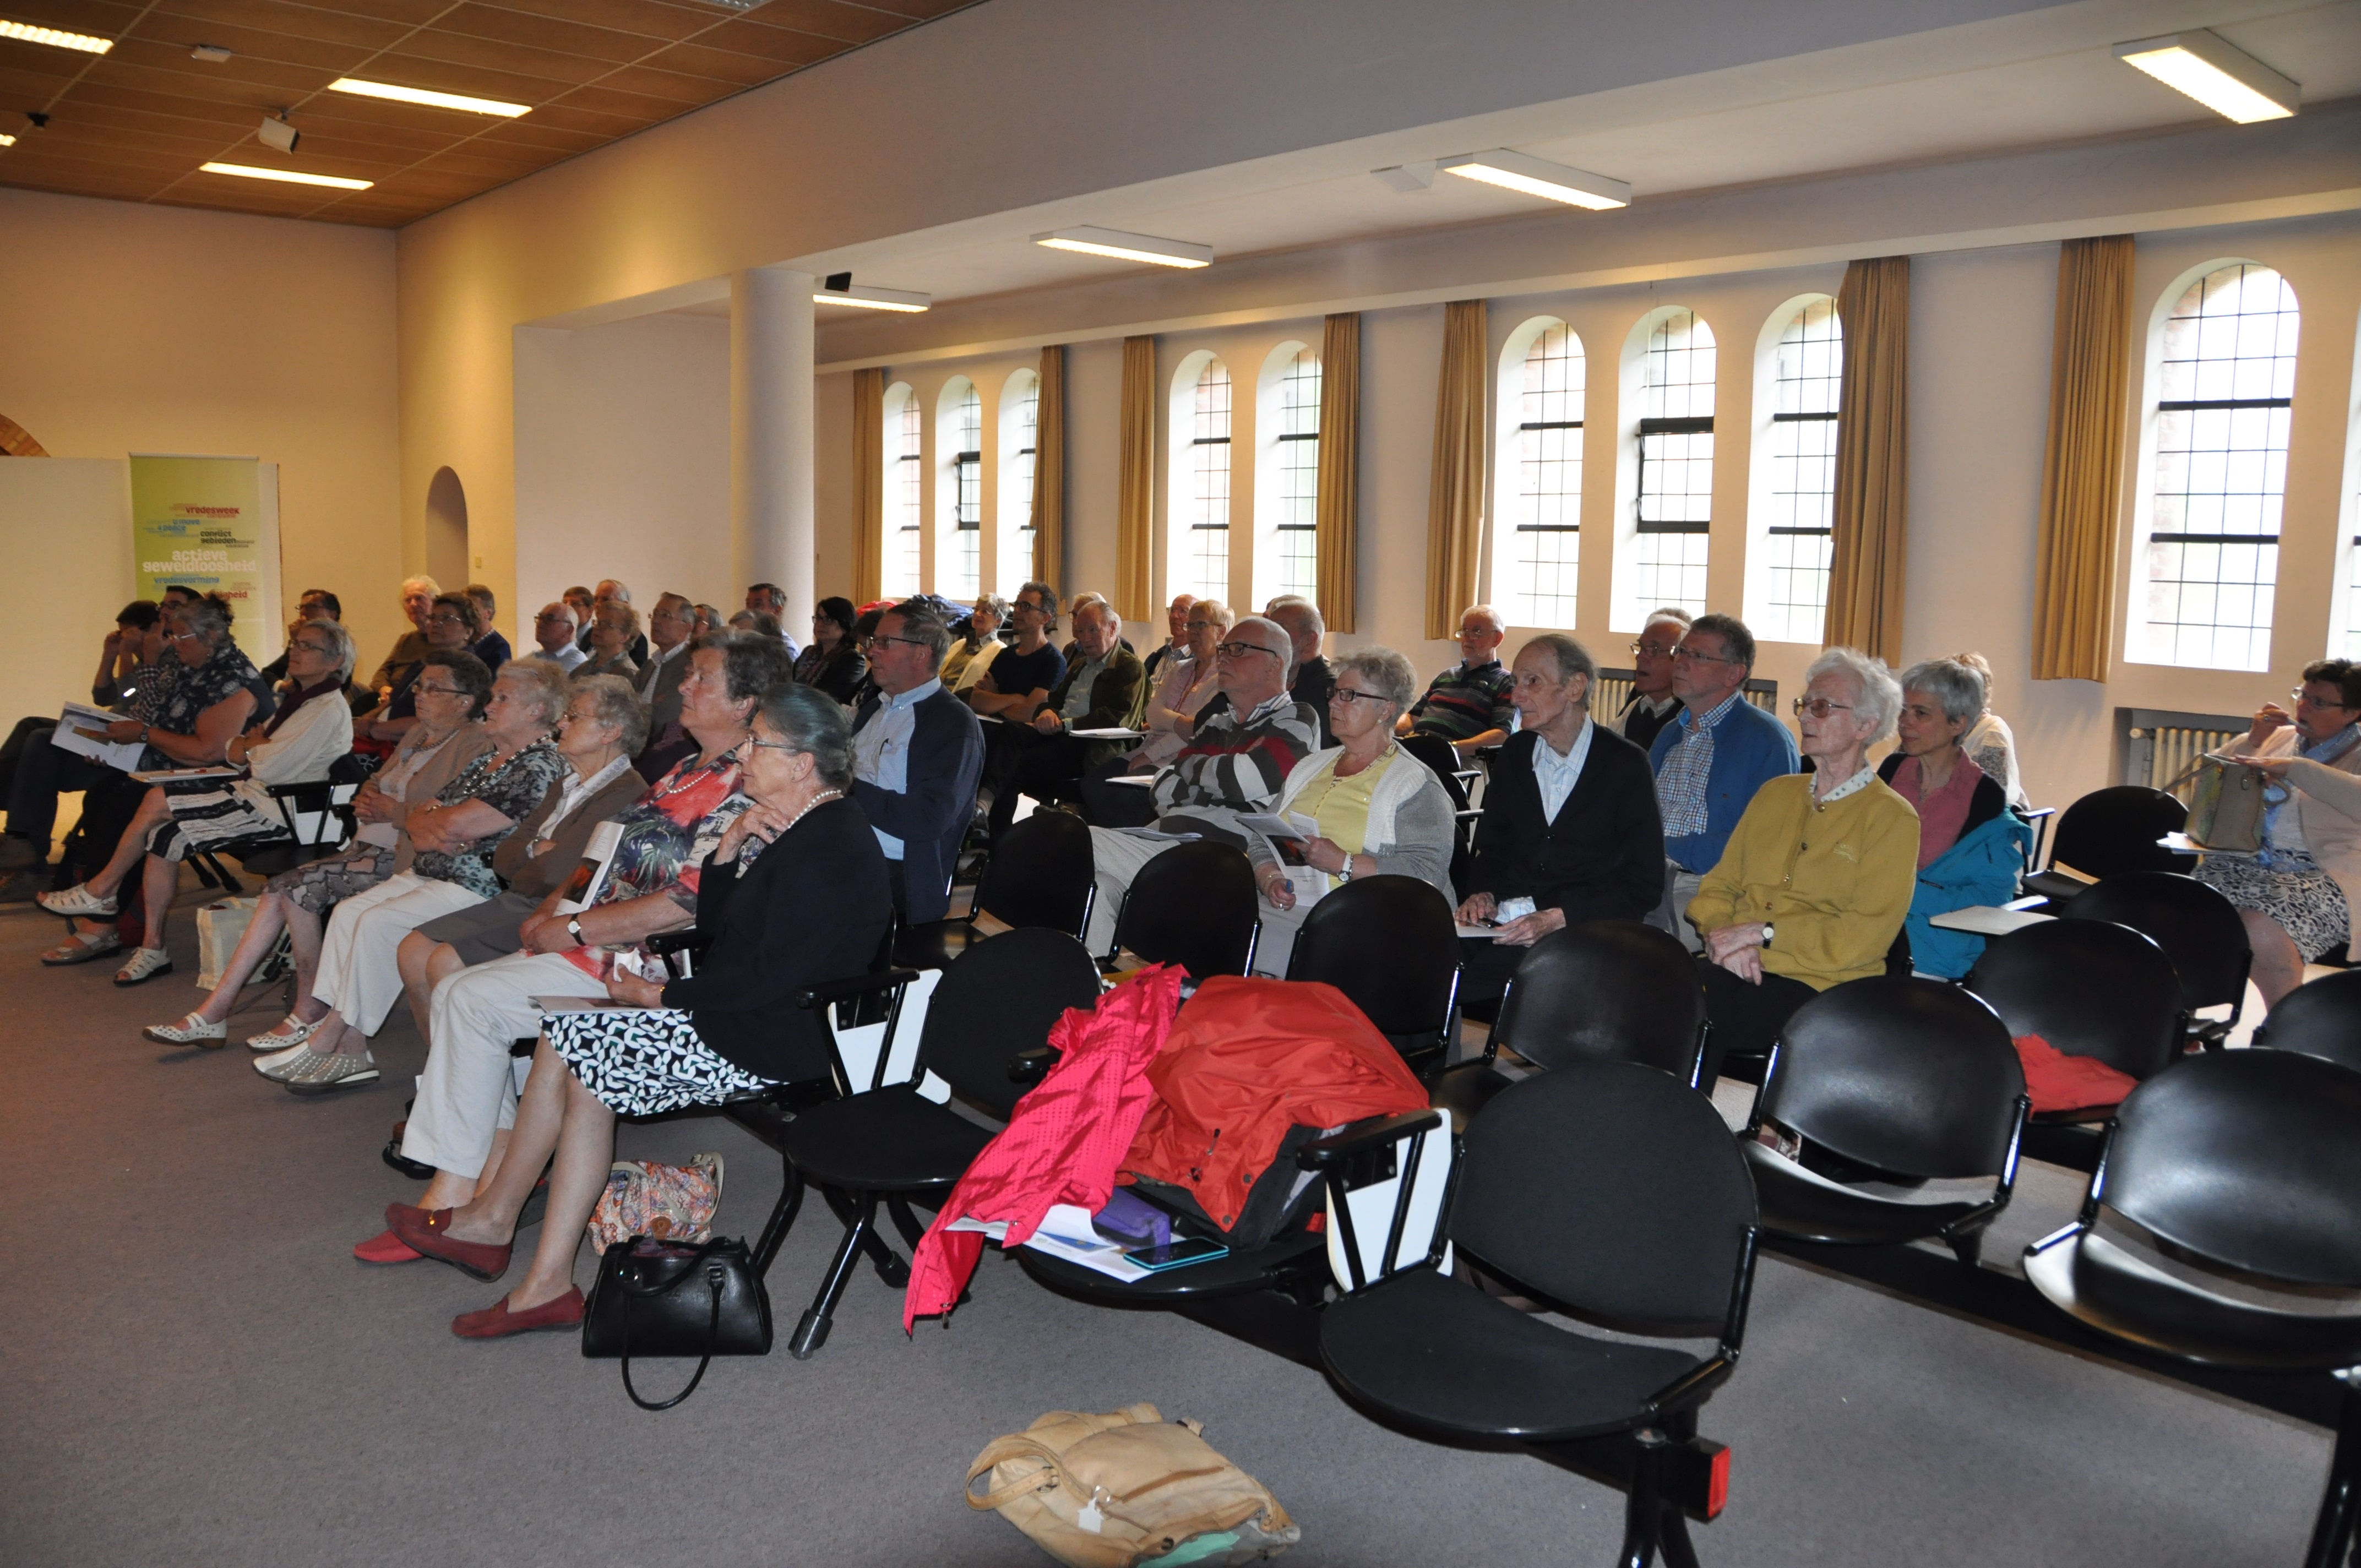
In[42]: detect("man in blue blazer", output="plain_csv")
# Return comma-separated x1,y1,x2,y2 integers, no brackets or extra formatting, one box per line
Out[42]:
1647,612,1799,950
850,600,984,924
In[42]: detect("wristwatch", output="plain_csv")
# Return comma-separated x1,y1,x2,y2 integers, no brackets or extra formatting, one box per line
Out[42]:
567,916,586,946
1760,922,1775,949
1336,854,1356,883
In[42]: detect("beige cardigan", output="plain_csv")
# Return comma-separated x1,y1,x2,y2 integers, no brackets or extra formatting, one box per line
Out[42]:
2249,726,2361,919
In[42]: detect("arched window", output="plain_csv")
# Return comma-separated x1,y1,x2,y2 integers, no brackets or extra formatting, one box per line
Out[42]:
1254,343,1320,605
882,381,921,597
1748,296,1841,644
1493,318,1584,629
2132,262,2299,671
1169,353,1233,603
1625,308,1716,623
937,378,981,600
998,369,1040,596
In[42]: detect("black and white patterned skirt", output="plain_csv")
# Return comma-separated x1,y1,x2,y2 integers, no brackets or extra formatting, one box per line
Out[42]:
544,1007,773,1116
146,788,288,863
2197,850,2350,961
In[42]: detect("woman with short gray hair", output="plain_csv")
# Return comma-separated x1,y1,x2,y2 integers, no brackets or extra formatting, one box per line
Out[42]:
1877,656,2031,978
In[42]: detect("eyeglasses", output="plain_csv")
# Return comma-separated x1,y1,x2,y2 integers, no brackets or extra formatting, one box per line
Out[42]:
415,683,471,698
871,633,932,650
1214,640,1279,660
1629,641,1679,658
1331,688,1390,706
1792,696,1855,718
426,613,468,627
1673,647,1735,665
2293,688,2356,710
747,737,799,754
534,612,572,623
287,640,336,656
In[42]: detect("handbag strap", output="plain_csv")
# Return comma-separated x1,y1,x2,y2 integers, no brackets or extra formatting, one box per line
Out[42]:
965,1435,1085,1512
618,1260,725,1413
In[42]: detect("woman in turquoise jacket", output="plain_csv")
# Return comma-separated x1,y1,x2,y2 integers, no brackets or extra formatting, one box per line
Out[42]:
1879,659,2033,979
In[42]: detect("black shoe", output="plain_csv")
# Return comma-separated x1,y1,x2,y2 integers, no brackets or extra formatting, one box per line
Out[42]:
382,1139,434,1180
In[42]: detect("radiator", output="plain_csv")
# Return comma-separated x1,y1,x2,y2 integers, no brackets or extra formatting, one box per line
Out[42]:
2127,722,2245,800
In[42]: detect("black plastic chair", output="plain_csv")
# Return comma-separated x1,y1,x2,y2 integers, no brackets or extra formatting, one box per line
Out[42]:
1317,1060,1759,1567
1965,918,2187,1172
2023,1051,2361,1568
777,927,1103,1356
2022,785,2194,903
2251,967,2361,1075
1107,839,1259,979
1430,921,1708,1122
1740,977,2028,1266
2061,870,2251,1048
1396,732,1481,892
895,808,1096,970
1285,874,1462,1073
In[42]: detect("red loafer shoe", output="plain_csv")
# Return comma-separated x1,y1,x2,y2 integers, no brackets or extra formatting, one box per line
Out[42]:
388,1206,512,1283
384,1200,429,1232
452,1287,585,1340
353,1229,423,1265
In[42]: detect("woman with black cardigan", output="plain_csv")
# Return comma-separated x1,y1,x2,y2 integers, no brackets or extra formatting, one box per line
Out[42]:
391,682,892,1338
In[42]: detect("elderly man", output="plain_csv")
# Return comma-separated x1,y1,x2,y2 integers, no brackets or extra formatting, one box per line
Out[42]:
632,592,700,781
532,601,587,671
1400,605,1514,759
357,575,440,716
849,599,985,922
1648,612,1798,952
984,597,1146,842
1266,595,1337,748
1081,614,1320,954
1454,634,1664,1000
576,578,649,665
1143,594,1195,681
743,582,803,660
1615,607,1691,753
462,584,512,671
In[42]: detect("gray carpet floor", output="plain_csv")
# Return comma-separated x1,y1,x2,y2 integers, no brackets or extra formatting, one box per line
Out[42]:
0,888,2332,1567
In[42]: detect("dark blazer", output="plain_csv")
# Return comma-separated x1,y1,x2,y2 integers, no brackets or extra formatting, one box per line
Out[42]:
1034,645,1149,769
1465,724,1664,923
1292,655,1336,748
849,682,986,923
665,797,892,1083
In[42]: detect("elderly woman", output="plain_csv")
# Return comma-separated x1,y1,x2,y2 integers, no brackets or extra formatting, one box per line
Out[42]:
139,652,494,1049
2206,658,2361,1008
1877,657,2031,979
357,593,478,747
1245,646,1456,978
575,600,641,683
1134,599,1232,767
1687,647,1919,1080
39,618,357,984
940,594,1009,691
795,595,867,704
259,658,572,1095
388,682,893,1338
1951,650,2028,811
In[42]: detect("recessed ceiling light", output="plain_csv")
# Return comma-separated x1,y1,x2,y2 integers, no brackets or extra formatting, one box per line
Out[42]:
0,18,113,53
1032,226,1212,269
199,161,373,191
2115,30,2297,124
190,43,231,63
1437,150,1630,210
328,77,531,118
813,281,931,313
0,133,14,148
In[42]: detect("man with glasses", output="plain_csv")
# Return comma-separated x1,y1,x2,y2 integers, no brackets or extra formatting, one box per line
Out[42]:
631,593,701,781
983,598,1147,843
1615,608,1693,754
576,579,649,665
1080,614,1320,955
965,581,1066,722
850,600,984,922
357,575,442,716
743,582,803,660
1399,605,1514,760
1646,612,1797,952
531,601,587,672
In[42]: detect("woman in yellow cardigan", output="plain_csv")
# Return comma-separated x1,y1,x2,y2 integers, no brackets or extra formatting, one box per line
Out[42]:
1686,646,1919,1084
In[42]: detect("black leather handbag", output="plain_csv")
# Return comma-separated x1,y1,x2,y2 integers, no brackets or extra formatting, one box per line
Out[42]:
581,1235,773,1411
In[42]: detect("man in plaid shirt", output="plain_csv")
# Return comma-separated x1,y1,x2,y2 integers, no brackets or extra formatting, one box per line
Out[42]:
1400,605,1514,759
1084,615,1320,953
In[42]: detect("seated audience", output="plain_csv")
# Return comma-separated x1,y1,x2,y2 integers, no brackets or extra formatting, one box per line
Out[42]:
463,584,511,670
692,603,727,638
1143,594,1196,682
1133,598,1230,767
965,581,1064,726
255,658,572,1093
386,683,889,1338
532,601,587,671
357,593,477,747
0,598,160,830
1398,604,1513,758
1266,596,1337,747
1649,612,1798,951
1247,647,1457,977
574,599,641,683
576,579,649,664
730,609,782,639
794,595,867,704
850,599,983,922
256,589,343,685
2207,660,2361,1008
358,575,439,716
984,597,1146,841
631,592,699,781
1083,615,1319,954
1880,657,2028,980
1951,650,2028,810
139,654,494,1048
1614,607,1691,753
743,581,803,658
939,594,1009,691
37,619,357,984
562,585,595,636
1454,634,1664,998
1687,647,1918,1078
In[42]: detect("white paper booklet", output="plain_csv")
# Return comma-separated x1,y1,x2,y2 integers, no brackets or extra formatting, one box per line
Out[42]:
554,820,625,916
1236,812,1319,842
52,704,145,771
949,1204,1151,1283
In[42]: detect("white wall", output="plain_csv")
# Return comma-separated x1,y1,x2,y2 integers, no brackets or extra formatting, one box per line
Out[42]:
0,460,136,734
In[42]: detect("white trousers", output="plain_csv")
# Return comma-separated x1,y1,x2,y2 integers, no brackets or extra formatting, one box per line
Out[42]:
311,872,486,1035
1247,894,1312,980
1084,827,1180,956
402,949,605,1179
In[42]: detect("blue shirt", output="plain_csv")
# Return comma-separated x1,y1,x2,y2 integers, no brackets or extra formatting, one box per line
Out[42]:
1649,695,1799,873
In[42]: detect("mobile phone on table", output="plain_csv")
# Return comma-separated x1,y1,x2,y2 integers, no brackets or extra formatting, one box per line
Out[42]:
1125,1237,1230,1272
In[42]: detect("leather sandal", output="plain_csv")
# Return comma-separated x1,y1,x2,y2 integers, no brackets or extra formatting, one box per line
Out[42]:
39,930,121,967
451,1287,584,1340
389,1206,512,1282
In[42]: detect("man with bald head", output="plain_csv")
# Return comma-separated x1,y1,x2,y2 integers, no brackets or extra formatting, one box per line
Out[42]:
1265,595,1336,748
576,578,648,665
532,601,587,671
1400,603,1514,759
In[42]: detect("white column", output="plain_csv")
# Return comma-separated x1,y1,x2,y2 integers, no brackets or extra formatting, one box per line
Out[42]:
731,266,815,618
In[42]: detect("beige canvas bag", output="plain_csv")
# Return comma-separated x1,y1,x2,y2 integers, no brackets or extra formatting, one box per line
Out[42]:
965,1403,1299,1566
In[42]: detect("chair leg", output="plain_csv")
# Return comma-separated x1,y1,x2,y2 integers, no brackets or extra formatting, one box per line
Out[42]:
1658,1502,1701,1568
885,1193,931,1253
1619,1431,1668,1568
752,1158,805,1277
2305,1381,2361,1568
818,1183,910,1287
1943,1226,1986,1268
790,1190,877,1360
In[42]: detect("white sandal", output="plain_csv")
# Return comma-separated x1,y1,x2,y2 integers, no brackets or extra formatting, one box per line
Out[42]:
39,929,121,967
37,883,117,919
144,1013,227,1048
112,947,173,987
247,1016,325,1053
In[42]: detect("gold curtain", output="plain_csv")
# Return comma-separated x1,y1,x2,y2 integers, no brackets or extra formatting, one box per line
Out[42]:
2033,235,2135,682
1030,344,1067,589
850,367,884,606
1825,256,1911,663
1315,312,1361,633
1424,300,1487,641
1114,335,1157,621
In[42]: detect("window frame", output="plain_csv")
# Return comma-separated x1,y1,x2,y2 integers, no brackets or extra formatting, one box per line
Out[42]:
935,376,982,601
1611,306,1718,631
997,367,1041,598
882,380,922,598
1252,340,1320,608
1489,314,1586,631
1165,348,1235,605
1744,292,1843,645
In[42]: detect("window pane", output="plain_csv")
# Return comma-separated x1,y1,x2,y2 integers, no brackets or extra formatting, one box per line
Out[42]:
1184,360,1233,602
1762,298,1841,644
888,390,922,597
1001,375,1038,595
1510,322,1583,628
949,384,982,600
1274,349,1320,601
1630,309,1716,619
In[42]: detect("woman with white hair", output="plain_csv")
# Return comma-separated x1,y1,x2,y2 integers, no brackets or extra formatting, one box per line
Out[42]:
1879,656,2032,979
1685,646,1919,1080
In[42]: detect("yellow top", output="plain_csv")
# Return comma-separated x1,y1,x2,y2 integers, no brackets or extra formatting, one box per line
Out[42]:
1685,772,1920,991
1292,749,1394,894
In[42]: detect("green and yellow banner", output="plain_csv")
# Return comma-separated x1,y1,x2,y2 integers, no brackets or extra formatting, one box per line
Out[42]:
128,455,280,658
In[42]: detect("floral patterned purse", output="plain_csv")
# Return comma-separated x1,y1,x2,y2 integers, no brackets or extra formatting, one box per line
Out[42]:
586,1153,724,1254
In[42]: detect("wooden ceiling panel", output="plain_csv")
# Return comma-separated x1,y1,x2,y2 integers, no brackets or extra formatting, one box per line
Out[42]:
634,41,793,90
693,17,848,66
582,62,749,105
104,27,377,77
3,1,150,33
430,3,673,66
146,0,417,52
544,81,719,121
369,36,615,92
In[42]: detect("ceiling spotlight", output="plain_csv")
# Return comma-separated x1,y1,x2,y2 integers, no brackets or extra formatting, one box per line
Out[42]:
1437,150,1630,210
258,115,300,153
2115,30,2297,123
200,161,373,191
0,133,14,148
329,77,531,118
190,43,231,62
1032,226,1212,269
813,275,931,313
0,18,112,53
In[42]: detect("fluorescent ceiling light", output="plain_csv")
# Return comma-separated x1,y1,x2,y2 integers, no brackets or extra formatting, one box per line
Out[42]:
329,77,531,118
200,161,373,191
0,133,13,148
2115,30,2297,123
813,282,931,313
1032,226,1212,269
1437,150,1630,210
0,18,112,52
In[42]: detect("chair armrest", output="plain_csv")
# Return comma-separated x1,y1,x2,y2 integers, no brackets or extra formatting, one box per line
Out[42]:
794,967,924,1010
1297,1109,1445,1170
644,930,712,958
1008,1046,1060,1086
